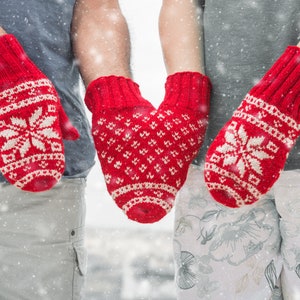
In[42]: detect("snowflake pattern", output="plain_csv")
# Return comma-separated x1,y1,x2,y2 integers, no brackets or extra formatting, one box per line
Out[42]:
216,123,272,177
0,106,60,158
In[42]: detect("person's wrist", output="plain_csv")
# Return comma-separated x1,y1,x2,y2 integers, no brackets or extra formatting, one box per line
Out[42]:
0,27,6,36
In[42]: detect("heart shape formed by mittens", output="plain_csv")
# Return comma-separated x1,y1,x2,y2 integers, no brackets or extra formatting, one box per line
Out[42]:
85,73,211,223
95,105,203,223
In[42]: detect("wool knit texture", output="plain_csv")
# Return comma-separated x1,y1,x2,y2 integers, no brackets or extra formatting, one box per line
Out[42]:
204,46,300,207
85,72,211,223
0,34,79,192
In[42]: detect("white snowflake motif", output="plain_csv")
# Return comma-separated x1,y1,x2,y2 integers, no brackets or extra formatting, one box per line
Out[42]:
216,124,272,177
0,107,60,157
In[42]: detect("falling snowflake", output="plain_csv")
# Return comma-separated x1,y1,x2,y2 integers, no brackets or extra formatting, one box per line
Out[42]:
0,106,60,157
216,124,272,177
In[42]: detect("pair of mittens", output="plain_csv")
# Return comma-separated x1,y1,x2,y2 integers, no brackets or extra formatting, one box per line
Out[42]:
0,34,79,192
85,72,211,223
204,46,300,207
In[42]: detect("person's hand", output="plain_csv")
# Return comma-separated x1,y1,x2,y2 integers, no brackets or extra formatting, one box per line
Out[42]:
84,72,211,223
0,34,79,192
205,45,300,207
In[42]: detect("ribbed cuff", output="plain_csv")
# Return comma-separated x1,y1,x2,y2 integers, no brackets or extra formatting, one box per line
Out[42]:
84,75,153,113
161,72,211,113
249,46,300,120
0,34,41,80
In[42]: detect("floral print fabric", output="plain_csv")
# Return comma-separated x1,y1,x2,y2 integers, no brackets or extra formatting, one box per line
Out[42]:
174,165,300,299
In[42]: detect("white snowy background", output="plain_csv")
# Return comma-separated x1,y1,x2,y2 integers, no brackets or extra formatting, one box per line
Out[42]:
83,1,176,299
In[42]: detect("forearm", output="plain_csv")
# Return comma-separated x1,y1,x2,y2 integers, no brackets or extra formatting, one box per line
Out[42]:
159,0,204,75
72,0,132,86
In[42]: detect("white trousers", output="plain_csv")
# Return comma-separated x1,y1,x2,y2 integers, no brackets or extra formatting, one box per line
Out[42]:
174,165,300,300
0,178,87,300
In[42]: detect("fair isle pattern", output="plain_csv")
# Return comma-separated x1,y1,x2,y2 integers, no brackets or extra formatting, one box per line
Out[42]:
212,122,275,178
0,153,64,173
0,107,61,157
0,78,65,191
234,95,300,147
0,79,54,99
15,169,63,189
111,182,178,199
205,159,263,196
85,72,211,222
122,196,173,215
204,46,300,208
205,165,262,207
205,94,300,207
244,95,299,135
0,95,58,116
93,107,204,218
205,182,245,206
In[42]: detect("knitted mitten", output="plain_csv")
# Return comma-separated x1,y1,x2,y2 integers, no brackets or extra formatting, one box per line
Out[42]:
0,34,79,192
204,46,300,207
85,72,210,223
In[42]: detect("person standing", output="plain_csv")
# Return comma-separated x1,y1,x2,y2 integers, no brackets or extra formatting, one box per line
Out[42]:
173,0,300,299
0,1,95,299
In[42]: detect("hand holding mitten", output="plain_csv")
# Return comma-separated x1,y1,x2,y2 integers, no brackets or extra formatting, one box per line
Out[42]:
85,72,211,223
0,34,79,192
204,46,300,207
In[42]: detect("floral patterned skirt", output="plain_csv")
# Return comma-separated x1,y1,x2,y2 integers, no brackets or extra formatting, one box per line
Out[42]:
174,165,300,300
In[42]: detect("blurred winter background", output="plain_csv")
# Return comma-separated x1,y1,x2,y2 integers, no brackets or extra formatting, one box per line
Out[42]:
83,1,176,299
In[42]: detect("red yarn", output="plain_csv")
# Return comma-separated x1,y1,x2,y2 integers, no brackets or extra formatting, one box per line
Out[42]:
0,34,79,192
85,72,211,223
204,46,300,207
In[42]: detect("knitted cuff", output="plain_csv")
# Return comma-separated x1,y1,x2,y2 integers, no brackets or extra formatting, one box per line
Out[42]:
84,75,153,114
249,46,300,120
161,71,211,113
0,34,41,80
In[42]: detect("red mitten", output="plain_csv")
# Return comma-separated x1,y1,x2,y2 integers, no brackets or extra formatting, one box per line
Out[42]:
0,34,79,192
85,72,210,223
204,46,300,207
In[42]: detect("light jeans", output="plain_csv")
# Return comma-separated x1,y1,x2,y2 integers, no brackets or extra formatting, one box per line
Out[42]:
0,178,87,300
174,165,300,299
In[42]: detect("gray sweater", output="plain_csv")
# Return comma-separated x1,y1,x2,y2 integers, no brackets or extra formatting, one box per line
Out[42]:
195,0,300,170
0,0,95,178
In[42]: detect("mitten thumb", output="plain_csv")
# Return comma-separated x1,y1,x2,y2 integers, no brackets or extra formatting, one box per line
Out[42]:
58,105,80,140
